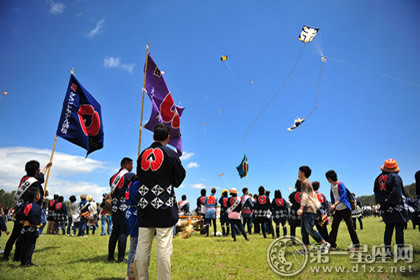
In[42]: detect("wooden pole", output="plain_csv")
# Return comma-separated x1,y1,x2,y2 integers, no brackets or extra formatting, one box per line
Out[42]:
43,135,57,196
138,42,150,157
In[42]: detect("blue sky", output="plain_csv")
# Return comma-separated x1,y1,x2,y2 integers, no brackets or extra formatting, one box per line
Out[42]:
0,0,419,207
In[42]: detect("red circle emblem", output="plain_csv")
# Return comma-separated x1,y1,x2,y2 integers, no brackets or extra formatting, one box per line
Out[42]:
258,195,267,204
141,148,164,171
78,104,101,136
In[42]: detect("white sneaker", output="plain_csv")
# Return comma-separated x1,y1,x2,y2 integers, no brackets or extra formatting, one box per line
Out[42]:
321,242,331,254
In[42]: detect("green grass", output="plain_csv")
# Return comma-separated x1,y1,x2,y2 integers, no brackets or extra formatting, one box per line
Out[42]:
0,217,419,279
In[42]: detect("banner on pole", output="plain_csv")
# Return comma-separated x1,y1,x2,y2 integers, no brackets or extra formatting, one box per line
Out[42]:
144,53,184,156
236,154,248,178
56,74,104,156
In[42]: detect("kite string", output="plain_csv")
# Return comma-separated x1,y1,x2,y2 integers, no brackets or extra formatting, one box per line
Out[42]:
328,56,420,89
243,44,306,150
304,59,324,120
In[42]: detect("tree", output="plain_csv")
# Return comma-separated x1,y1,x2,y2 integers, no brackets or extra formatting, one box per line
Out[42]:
0,188,17,209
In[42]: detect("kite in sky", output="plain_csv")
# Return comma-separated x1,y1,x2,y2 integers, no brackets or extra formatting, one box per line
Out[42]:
243,25,321,144
299,25,319,43
287,56,326,131
220,55,228,61
2,90,8,96
287,118,305,131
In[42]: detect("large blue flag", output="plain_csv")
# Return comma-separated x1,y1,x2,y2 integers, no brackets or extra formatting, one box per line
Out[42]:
236,154,249,178
56,74,104,156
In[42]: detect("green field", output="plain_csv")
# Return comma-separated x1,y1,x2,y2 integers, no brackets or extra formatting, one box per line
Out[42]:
0,217,419,280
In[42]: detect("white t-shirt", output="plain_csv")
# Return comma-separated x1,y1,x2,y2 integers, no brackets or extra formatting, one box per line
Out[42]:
331,183,347,211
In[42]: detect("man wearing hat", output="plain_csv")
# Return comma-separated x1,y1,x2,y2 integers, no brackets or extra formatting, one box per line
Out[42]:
374,159,408,257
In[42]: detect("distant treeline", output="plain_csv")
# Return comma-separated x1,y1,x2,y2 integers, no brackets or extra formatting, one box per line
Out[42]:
0,188,17,209
357,183,416,206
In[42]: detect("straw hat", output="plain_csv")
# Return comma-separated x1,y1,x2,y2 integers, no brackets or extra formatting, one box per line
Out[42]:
380,159,400,173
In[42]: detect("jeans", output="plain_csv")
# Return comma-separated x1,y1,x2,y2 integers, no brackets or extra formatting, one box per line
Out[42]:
329,208,360,248
352,217,363,230
242,216,253,234
301,213,323,245
127,236,138,277
275,221,287,237
78,217,88,236
384,223,404,252
134,227,173,280
101,215,112,235
39,210,47,234
108,223,128,261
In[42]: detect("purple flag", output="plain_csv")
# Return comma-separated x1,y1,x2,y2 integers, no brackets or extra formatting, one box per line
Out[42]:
144,53,184,156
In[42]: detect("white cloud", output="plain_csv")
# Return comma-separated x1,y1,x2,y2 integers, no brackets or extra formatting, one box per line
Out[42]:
49,1,65,15
187,162,199,169
86,19,105,38
190,183,220,190
191,183,206,189
0,146,111,202
104,56,135,73
180,151,194,161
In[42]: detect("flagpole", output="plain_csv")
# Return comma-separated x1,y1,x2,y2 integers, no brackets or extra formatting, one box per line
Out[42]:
44,135,57,197
246,173,249,189
138,42,150,157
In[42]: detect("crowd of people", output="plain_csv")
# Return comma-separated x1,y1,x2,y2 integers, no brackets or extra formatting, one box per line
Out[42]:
178,161,419,258
0,122,418,280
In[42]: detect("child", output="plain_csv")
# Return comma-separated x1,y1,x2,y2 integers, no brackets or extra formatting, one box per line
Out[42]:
17,187,42,267
272,190,289,238
3,160,50,261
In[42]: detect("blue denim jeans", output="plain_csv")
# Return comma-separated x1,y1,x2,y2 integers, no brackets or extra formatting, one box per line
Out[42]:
38,209,47,234
78,217,88,236
127,236,138,276
101,215,112,235
301,213,323,245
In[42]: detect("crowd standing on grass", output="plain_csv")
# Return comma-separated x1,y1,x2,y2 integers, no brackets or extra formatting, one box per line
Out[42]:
1,150,418,280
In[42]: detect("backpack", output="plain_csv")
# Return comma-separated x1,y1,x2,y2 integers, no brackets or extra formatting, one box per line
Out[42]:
345,187,357,211
338,182,356,211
